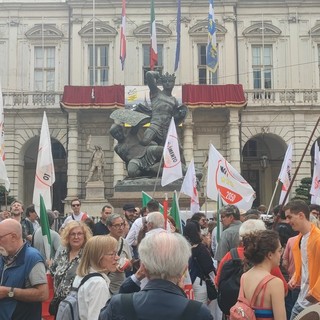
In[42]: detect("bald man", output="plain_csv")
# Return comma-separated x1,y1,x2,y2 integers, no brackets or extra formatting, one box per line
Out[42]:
0,219,48,320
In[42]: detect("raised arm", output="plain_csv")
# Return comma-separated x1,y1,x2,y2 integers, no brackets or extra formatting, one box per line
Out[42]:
146,71,160,94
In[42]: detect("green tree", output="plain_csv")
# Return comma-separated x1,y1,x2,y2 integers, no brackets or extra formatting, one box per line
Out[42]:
0,186,15,209
292,177,312,204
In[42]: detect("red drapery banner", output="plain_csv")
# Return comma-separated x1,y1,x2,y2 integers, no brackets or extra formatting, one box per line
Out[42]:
182,84,246,108
61,85,125,108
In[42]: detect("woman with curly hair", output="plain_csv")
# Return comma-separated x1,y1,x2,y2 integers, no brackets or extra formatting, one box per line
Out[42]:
240,230,286,320
49,221,92,316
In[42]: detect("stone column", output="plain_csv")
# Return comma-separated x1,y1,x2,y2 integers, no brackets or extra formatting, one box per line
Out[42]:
66,111,79,199
229,108,241,171
113,138,125,185
183,109,194,164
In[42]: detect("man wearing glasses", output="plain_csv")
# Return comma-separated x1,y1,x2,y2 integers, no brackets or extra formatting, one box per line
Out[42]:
59,199,88,231
107,213,132,294
0,219,48,320
214,205,242,264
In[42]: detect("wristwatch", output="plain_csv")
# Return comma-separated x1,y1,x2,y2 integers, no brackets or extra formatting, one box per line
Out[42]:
8,287,14,298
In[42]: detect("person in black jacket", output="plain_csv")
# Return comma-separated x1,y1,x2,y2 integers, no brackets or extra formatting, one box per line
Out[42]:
99,232,212,320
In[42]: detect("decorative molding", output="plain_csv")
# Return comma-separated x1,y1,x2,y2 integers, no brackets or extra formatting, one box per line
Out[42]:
133,23,172,39
188,20,227,39
243,22,281,38
79,20,117,38
25,24,64,40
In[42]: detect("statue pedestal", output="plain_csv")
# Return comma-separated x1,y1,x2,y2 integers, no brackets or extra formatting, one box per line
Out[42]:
85,180,105,200
111,177,191,210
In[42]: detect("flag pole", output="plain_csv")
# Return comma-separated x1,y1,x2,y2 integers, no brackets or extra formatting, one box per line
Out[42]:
266,180,280,216
281,115,320,207
152,153,164,197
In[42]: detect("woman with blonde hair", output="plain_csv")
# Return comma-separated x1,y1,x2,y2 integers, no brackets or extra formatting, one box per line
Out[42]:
73,235,119,320
49,221,92,316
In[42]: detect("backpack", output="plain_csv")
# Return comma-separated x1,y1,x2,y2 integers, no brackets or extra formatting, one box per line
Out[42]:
56,272,103,320
117,292,203,320
217,248,244,315
229,274,275,320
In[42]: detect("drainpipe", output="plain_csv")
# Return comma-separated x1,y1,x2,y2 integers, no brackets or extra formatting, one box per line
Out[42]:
68,5,72,85
234,4,239,84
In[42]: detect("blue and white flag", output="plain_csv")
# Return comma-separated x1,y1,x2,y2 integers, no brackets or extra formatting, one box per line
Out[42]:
206,0,218,72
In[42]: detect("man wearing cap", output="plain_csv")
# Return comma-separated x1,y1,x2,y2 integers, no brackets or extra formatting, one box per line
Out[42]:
123,203,137,228
214,205,242,264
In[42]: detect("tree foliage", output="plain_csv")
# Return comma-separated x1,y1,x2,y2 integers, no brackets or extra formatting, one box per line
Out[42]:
292,177,312,204
0,186,15,209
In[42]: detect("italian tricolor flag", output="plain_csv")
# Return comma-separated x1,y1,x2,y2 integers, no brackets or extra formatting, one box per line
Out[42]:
150,0,158,70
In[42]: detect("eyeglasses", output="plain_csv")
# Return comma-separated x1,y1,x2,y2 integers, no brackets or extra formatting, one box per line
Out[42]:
0,232,12,241
104,251,118,258
111,223,125,229
69,232,84,238
72,204,80,207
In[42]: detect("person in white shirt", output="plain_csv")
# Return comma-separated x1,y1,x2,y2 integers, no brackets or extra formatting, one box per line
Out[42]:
73,235,119,320
60,199,88,231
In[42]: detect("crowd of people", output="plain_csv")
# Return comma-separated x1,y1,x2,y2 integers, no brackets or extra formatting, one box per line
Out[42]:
0,198,320,320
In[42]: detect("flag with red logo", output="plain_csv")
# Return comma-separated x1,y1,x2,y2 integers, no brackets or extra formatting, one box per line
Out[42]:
278,143,293,205
150,0,158,70
207,144,255,211
180,159,200,214
311,141,320,204
120,0,126,70
161,118,182,186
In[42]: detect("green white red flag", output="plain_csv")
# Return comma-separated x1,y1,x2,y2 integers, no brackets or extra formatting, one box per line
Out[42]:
150,0,158,70
169,190,182,231
33,111,55,260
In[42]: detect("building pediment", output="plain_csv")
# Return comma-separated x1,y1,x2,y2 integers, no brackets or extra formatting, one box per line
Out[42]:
310,24,320,42
133,23,172,39
243,22,281,38
188,21,226,39
79,20,117,38
25,24,64,40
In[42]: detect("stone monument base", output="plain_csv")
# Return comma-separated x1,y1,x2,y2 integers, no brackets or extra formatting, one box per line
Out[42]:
111,177,192,210
85,180,105,200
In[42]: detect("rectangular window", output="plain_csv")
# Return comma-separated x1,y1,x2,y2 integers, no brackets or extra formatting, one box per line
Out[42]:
252,45,273,97
142,44,163,84
88,45,109,85
34,47,55,91
198,44,218,84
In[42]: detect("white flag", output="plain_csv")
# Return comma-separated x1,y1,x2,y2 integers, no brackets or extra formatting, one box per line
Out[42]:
207,144,255,211
33,112,55,259
161,117,183,186
310,141,320,204
180,159,200,214
0,81,9,191
278,143,293,205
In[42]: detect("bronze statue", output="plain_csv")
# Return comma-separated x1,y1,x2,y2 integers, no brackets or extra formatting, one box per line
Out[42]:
109,70,187,179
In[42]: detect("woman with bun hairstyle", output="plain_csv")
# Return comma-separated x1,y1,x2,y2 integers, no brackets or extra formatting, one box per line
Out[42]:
241,230,286,320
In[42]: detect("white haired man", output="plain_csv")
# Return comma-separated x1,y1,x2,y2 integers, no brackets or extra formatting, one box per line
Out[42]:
99,232,213,320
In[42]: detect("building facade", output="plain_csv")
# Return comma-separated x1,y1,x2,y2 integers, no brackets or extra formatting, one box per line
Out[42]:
1,0,320,213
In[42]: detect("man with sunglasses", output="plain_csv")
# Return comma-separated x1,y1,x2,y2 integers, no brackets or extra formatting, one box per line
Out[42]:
0,219,48,320
59,199,88,231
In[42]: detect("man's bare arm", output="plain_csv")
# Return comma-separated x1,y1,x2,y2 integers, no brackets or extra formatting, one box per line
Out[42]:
146,71,159,94
0,283,49,302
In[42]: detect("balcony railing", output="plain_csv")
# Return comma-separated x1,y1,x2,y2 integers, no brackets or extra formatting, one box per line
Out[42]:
3,92,63,108
2,89,320,108
245,89,320,106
